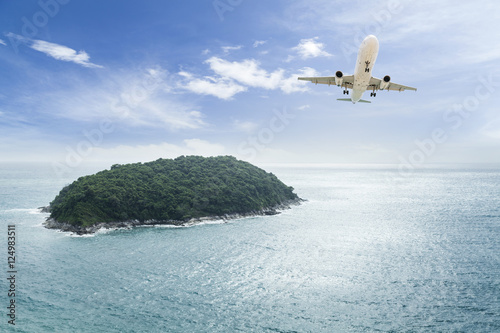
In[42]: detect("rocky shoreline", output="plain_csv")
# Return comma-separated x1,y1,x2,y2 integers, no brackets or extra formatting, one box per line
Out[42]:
42,199,303,235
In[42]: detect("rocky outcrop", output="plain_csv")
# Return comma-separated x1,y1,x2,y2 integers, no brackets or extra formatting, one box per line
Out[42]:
44,198,302,235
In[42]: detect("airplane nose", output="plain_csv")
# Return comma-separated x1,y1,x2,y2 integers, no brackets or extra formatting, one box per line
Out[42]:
365,35,378,45
362,35,379,50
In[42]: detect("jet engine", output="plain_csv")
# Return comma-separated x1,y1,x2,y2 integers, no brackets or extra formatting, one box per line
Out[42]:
335,71,343,86
380,75,391,90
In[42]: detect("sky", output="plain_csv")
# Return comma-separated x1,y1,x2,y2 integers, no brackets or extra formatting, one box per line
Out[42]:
1,0,500,171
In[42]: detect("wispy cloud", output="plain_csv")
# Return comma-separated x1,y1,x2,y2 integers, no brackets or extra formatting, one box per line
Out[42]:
221,45,243,54
23,66,206,130
282,67,319,93
179,72,247,100
98,69,206,129
31,40,103,68
206,57,284,89
207,57,318,94
291,37,332,60
5,33,103,68
0,39,6,46
253,40,267,48
186,78,246,100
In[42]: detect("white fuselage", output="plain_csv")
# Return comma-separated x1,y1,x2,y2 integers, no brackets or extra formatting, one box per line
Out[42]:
350,35,379,103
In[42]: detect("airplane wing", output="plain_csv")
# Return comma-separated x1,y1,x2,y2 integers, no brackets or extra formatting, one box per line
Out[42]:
298,75,354,88
368,77,417,91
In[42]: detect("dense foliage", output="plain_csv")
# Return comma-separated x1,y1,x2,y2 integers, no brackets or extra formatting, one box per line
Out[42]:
49,156,299,227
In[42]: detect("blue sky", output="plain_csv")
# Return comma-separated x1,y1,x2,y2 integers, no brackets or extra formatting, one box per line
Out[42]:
1,0,500,169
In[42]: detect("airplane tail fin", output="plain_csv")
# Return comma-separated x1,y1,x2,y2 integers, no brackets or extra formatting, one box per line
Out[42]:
336,98,372,104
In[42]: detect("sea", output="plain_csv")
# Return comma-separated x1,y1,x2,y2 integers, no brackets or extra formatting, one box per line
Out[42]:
0,162,499,332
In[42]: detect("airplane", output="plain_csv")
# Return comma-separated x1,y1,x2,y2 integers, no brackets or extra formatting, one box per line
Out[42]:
297,35,416,104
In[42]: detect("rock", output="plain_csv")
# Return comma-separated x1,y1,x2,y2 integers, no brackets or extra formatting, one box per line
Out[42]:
38,206,51,213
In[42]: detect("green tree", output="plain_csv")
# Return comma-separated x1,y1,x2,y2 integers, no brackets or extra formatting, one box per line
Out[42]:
49,156,300,227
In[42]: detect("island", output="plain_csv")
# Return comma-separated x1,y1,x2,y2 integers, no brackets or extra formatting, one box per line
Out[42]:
44,155,302,234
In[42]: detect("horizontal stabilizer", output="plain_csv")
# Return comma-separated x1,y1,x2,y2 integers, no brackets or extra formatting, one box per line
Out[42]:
336,98,371,104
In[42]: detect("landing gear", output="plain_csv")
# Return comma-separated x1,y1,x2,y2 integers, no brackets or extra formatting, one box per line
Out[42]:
343,89,349,95
365,60,370,72
370,92,377,97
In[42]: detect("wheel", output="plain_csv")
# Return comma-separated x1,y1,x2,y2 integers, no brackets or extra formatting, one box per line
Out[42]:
374,93,376,97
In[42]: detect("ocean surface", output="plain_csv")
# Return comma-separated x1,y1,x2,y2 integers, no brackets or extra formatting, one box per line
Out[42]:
0,163,499,332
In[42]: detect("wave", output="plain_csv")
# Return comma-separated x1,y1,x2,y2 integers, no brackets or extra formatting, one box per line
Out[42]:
65,231,95,238
60,218,235,237
2,208,48,215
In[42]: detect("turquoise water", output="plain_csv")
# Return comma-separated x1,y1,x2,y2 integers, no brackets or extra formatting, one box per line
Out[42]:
0,163,499,332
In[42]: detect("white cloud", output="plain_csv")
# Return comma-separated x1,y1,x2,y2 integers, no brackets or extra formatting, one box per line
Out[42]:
292,37,332,59
253,40,267,48
180,75,247,100
178,71,193,79
179,57,319,99
5,33,102,68
31,40,103,68
206,57,284,89
0,39,6,46
221,45,242,54
298,105,310,110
